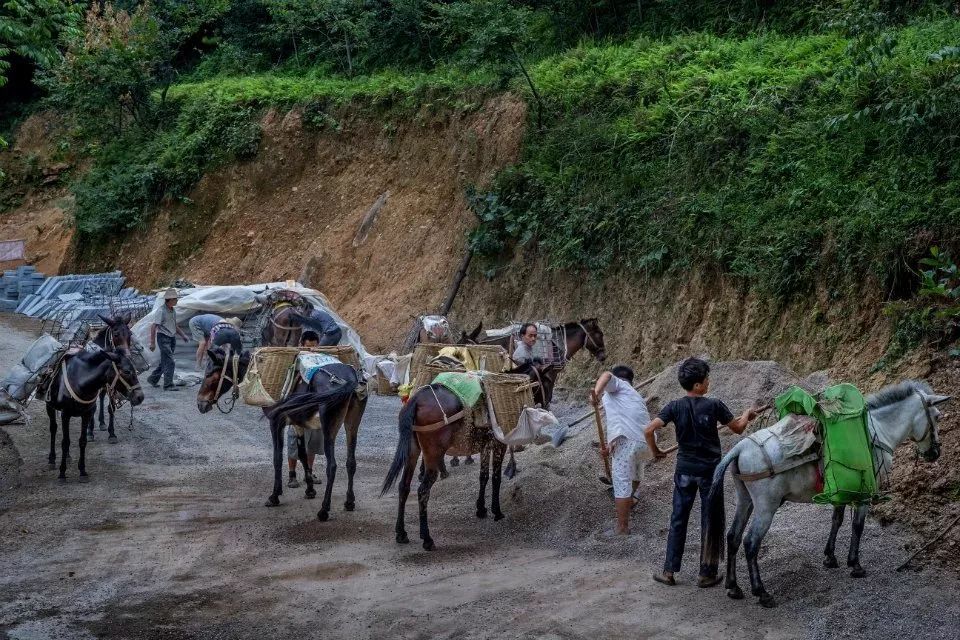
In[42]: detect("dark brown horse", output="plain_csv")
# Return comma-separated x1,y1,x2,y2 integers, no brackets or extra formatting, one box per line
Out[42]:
197,349,366,520
46,347,143,481
260,303,307,347
381,384,506,550
465,319,607,364
90,314,134,443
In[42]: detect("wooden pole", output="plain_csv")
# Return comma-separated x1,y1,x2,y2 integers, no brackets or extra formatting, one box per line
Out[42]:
896,513,960,572
591,395,613,481
440,250,472,316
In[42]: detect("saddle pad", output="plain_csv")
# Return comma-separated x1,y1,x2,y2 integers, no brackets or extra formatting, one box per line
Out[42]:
433,371,483,408
297,352,341,383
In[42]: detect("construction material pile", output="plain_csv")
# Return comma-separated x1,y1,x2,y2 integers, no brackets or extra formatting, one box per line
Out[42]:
0,265,46,312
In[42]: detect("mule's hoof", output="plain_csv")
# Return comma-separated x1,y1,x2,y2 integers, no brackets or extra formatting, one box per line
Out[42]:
58,476,67,483
305,488,317,500
48,462,56,470
98,423,107,431
397,532,410,544
78,475,90,483
440,470,450,480
727,585,744,600
265,496,280,507
422,539,435,551
476,508,488,519
758,593,777,608
88,433,95,442
108,436,118,444
344,501,355,511
317,510,329,521
850,566,867,579
823,556,839,569
493,511,505,521
464,456,474,465
450,457,460,467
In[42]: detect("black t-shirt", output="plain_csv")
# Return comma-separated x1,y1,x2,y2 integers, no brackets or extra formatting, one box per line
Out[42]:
658,396,734,477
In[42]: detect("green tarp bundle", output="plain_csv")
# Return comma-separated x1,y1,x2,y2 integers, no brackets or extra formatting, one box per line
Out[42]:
433,371,483,408
776,383,878,505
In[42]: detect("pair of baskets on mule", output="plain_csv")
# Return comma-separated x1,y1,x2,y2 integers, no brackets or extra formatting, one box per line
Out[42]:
239,345,362,407
415,358,537,453
408,343,512,387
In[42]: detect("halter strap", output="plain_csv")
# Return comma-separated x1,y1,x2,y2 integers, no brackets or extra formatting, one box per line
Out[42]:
578,322,600,352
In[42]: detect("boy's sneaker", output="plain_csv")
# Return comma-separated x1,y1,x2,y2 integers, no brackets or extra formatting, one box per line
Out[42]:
162,385,180,392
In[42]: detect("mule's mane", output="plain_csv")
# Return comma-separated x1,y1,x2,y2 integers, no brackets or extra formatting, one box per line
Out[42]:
866,380,932,410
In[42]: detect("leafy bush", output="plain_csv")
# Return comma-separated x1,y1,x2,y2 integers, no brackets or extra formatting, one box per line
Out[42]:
470,20,960,298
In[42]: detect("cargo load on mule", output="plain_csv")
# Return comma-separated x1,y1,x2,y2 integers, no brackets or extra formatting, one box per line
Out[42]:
0,334,66,424
239,345,363,408
775,383,879,505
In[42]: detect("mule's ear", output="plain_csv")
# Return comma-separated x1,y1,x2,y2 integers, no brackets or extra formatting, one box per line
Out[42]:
98,313,115,326
927,394,951,406
122,313,132,325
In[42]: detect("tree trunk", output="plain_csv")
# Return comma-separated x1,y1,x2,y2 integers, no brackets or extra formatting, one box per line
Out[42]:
511,46,544,131
440,250,473,316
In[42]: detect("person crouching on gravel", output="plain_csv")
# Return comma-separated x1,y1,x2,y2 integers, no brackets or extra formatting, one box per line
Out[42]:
287,330,323,488
644,357,759,588
592,365,650,535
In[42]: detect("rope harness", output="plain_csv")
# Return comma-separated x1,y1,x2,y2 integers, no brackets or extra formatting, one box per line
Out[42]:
412,384,466,433
213,346,242,414
61,360,141,406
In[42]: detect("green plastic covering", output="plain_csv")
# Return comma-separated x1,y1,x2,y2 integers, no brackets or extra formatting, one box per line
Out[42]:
433,372,483,408
775,383,878,505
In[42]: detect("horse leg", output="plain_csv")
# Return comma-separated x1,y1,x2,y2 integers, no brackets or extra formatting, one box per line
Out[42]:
265,419,284,507
418,467,440,551
107,400,118,443
297,433,316,500
47,403,58,470
491,441,506,521
823,505,845,568
343,397,363,511
98,390,107,430
58,412,70,481
317,430,338,521
396,439,421,544
78,412,90,481
847,505,868,578
725,478,754,600
476,439,492,518
743,503,777,608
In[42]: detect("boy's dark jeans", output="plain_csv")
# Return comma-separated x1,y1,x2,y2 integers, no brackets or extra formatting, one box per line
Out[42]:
663,471,719,577
148,334,176,388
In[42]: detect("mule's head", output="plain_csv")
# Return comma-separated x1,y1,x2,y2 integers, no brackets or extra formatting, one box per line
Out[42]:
580,318,606,363
197,347,250,414
98,313,134,351
103,349,144,406
913,390,950,461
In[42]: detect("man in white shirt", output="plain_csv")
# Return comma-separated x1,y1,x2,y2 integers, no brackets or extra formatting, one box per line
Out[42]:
512,323,539,365
591,365,650,534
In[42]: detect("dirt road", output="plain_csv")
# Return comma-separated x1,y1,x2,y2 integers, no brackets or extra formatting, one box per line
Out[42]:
0,315,957,640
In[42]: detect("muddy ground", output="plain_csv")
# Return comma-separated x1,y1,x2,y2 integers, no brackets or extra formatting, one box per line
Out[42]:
0,314,958,640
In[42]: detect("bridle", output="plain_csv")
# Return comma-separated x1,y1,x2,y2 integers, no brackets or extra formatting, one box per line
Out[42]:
61,359,140,405
870,391,942,485
212,347,242,414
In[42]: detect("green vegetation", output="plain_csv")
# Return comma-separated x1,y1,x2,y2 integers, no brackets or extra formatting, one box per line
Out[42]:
4,1,960,329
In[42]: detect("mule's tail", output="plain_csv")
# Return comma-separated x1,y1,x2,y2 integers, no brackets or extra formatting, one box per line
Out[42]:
380,396,416,497
703,444,741,569
265,385,355,423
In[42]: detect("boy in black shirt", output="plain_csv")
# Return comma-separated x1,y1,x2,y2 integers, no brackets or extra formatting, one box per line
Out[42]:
644,357,759,587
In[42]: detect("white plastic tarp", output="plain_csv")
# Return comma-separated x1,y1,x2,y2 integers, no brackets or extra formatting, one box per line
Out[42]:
132,282,370,367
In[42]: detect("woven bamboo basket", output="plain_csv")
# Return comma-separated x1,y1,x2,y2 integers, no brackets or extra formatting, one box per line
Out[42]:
249,345,361,401
412,361,464,389
482,372,537,436
409,343,510,384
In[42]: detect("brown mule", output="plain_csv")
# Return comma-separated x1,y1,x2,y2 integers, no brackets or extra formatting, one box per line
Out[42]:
464,319,608,364
381,384,506,551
